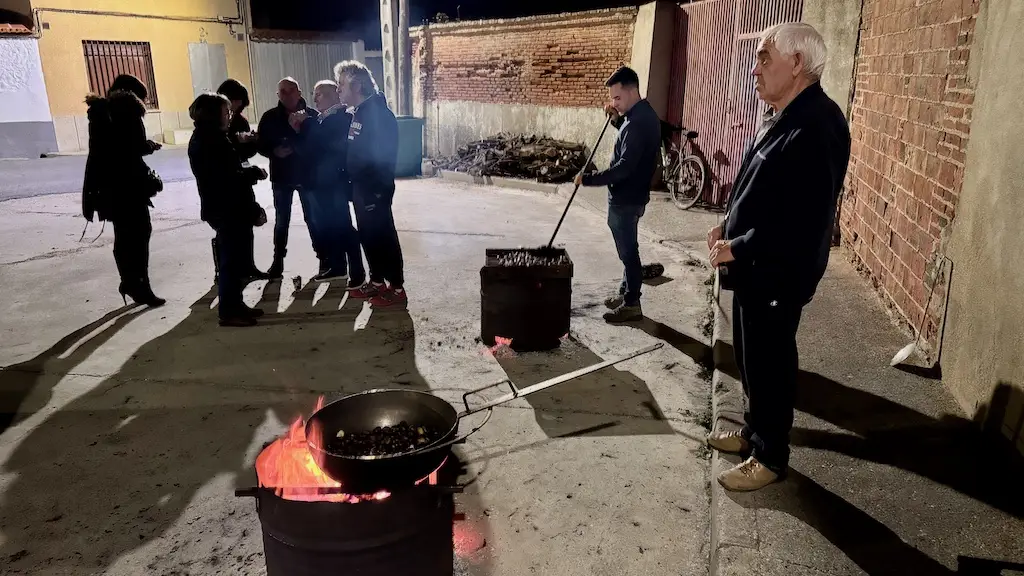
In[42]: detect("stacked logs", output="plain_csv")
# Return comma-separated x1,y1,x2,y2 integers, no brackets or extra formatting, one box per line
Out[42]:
434,134,595,183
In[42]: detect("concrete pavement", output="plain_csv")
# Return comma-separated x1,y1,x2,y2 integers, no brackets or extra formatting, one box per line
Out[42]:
0,172,716,575
709,256,1024,575
0,148,195,202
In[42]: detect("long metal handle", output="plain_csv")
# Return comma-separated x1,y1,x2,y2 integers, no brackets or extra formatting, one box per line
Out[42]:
459,342,664,418
547,115,613,249
462,379,519,413
402,342,664,458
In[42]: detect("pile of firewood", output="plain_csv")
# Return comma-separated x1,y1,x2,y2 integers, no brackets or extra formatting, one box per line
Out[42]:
433,134,595,183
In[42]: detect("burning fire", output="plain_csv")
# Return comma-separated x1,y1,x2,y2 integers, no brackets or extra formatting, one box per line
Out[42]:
488,336,516,358
256,396,439,503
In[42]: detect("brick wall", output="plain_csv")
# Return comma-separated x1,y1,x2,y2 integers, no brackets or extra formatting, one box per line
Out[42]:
840,0,980,347
412,8,637,109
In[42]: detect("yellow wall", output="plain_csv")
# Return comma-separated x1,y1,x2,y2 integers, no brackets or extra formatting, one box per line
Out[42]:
33,0,239,21
35,1,249,116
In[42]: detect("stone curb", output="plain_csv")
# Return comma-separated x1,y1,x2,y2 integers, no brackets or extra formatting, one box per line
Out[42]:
709,287,760,575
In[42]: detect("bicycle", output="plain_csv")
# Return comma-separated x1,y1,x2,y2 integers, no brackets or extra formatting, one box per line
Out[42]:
659,121,709,211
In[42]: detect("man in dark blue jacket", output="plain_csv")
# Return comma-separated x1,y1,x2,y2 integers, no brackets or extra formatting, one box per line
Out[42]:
576,66,662,323
256,77,320,278
290,80,365,287
334,60,405,307
707,23,851,492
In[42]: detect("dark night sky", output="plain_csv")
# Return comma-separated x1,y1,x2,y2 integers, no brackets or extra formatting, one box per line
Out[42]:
250,0,639,49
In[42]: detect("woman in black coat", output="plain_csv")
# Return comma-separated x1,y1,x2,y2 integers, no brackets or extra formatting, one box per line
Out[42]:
215,79,269,281
187,93,269,327
82,74,165,307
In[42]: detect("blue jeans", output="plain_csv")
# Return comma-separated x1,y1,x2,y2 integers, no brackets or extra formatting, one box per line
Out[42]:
608,203,646,306
272,184,318,262
305,190,365,282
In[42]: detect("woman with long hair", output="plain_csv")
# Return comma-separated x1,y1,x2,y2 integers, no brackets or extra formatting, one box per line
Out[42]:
82,74,165,307
187,92,269,327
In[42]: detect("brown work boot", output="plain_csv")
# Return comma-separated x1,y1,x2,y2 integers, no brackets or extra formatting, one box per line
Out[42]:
604,294,624,309
706,429,751,455
717,457,780,492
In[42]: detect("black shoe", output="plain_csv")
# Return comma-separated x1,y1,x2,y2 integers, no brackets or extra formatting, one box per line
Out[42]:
120,282,165,308
245,268,272,282
313,268,349,283
267,259,284,279
219,315,258,327
244,306,265,318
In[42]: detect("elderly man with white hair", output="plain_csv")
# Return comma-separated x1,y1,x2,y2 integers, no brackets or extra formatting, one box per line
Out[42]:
706,22,851,491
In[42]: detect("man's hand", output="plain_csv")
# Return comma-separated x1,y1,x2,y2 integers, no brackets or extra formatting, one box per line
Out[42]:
288,111,307,131
255,167,268,181
148,140,163,152
273,145,293,158
709,240,735,266
707,223,723,251
573,172,584,187
604,103,619,119
237,131,257,144
255,207,268,227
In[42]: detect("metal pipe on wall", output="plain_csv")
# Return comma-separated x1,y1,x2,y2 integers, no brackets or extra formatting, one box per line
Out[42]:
31,0,245,38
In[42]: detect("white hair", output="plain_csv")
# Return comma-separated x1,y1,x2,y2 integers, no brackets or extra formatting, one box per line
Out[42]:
333,60,379,97
314,79,338,91
759,22,827,80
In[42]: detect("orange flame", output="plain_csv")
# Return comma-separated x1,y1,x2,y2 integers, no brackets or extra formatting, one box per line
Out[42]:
255,396,439,503
488,336,516,358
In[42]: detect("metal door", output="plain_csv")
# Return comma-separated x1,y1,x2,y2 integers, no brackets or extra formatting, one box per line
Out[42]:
188,42,228,99
670,0,803,207
248,40,357,119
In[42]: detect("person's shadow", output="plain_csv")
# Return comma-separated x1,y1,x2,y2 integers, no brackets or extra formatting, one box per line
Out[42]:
639,309,1024,574
0,280,493,575
1,304,146,435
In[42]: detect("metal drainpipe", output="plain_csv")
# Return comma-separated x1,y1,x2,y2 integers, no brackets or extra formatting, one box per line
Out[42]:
31,1,245,38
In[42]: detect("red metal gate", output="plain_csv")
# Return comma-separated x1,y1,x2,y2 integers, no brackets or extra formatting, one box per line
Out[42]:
672,0,803,207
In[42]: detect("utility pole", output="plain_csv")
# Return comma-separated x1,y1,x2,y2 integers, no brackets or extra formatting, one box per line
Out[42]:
379,0,411,116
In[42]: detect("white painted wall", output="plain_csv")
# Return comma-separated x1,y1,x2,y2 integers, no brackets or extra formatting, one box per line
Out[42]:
0,37,53,124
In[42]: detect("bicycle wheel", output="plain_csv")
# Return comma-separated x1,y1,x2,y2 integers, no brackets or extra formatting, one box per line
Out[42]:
671,155,706,210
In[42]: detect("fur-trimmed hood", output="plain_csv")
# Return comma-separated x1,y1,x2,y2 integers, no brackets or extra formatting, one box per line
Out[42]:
86,89,147,121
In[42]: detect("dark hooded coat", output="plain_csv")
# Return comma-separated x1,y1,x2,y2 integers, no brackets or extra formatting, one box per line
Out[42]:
82,90,162,222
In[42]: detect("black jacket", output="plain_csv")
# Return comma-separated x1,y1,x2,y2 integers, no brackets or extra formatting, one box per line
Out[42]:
82,90,161,221
227,112,258,163
293,105,353,195
256,99,319,186
347,93,398,200
188,125,264,230
722,82,851,304
581,99,661,206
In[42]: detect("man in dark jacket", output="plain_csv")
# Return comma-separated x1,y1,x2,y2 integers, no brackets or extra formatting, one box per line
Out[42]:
216,79,268,282
334,60,405,307
706,22,851,492
575,66,662,323
188,92,269,327
256,77,320,278
290,80,366,286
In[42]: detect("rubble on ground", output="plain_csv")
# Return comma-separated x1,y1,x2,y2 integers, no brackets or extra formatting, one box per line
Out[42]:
432,134,596,183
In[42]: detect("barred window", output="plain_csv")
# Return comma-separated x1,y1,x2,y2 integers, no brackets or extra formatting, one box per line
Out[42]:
82,40,160,109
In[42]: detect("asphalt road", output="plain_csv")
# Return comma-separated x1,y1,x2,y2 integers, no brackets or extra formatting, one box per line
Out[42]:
0,148,195,202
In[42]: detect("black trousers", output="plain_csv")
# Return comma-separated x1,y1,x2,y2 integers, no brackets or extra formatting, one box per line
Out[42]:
732,290,804,474
215,224,251,318
111,206,152,288
353,189,404,287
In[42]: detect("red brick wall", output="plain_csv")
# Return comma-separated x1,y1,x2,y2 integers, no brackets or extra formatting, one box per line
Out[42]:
840,0,980,345
412,8,636,109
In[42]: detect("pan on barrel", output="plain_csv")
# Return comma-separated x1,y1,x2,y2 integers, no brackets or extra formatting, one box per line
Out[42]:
305,343,664,492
